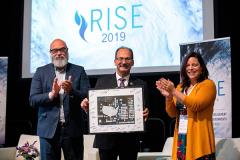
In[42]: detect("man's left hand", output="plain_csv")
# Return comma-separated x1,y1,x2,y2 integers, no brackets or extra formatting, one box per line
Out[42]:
61,76,72,94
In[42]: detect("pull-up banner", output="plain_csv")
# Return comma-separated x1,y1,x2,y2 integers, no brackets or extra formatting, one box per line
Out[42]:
0,57,8,144
180,37,232,138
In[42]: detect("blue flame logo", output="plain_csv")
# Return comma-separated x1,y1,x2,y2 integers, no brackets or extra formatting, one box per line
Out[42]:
75,11,88,42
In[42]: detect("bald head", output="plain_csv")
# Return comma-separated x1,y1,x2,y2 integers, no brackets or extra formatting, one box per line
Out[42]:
50,38,69,69
50,38,67,50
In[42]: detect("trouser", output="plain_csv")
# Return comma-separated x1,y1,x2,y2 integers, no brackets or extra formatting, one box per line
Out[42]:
40,123,84,160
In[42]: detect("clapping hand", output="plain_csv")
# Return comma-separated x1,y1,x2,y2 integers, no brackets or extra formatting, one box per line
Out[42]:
156,78,174,98
51,77,61,97
61,76,72,94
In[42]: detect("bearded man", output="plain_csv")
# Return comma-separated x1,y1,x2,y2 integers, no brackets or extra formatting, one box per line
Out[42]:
29,38,90,160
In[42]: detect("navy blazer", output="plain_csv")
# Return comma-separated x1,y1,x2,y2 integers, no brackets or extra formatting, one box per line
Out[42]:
29,63,90,138
93,74,149,150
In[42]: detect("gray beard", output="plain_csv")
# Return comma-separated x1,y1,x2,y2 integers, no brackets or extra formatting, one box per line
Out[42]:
52,58,68,69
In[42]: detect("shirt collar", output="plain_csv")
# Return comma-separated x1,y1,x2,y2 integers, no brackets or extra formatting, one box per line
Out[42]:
55,65,67,73
115,72,130,81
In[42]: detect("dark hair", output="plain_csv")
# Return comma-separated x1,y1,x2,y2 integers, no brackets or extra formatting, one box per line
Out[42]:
180,52,209,88
115,46,134,60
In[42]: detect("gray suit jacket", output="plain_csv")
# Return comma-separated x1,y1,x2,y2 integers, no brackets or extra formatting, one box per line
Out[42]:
29,63,90,138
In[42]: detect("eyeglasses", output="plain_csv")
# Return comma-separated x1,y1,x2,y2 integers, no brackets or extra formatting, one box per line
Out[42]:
115,57,133,62
50,47,68,54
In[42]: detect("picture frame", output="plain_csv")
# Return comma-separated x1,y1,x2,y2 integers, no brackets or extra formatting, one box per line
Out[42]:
88,87,144,134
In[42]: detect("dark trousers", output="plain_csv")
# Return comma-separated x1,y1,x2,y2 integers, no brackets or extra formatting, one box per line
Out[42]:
99,148,138,160
40,124,83,160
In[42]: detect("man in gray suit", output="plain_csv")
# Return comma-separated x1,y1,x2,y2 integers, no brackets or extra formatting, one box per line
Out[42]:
29,38,90,160
81,46,149,160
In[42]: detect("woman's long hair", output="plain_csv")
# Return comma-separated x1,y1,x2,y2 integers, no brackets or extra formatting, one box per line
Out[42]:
180,52,209,88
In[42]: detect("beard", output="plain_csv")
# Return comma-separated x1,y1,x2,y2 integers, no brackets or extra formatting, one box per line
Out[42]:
52,57,68,69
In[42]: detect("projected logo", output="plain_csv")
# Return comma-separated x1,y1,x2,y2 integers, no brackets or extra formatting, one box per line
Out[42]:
74,3,143,43
75,11,88,42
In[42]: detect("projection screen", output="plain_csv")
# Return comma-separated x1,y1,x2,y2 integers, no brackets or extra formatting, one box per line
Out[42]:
22,0,214,78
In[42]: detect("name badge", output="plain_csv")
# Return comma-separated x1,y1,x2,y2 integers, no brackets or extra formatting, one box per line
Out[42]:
179,114,188,134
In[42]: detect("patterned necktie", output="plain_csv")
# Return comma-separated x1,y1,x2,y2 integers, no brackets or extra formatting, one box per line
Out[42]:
119,78,126,88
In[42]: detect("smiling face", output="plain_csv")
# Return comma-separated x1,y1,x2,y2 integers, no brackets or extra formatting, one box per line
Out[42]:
114,48,134,77
185,57,202,84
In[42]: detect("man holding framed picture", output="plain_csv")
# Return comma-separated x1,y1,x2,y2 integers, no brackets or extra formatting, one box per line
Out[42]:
81,46,149,160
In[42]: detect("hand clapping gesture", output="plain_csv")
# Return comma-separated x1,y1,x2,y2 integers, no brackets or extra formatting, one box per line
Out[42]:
156,78,175,99
61,76,72,94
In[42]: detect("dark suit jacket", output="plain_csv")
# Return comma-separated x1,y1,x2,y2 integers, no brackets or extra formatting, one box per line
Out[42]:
29,63,90,138
93,74,149,150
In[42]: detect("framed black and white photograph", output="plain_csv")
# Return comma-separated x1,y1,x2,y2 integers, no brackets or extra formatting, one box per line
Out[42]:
88,87,144,133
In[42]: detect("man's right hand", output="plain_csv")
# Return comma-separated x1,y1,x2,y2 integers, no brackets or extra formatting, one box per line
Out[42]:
49,77,61,99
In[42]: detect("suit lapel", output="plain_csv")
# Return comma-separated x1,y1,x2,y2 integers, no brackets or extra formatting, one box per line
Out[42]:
48,64,56,86
128,76,135,87
65,63,71,81
63,63,71,100
111,74,118,88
